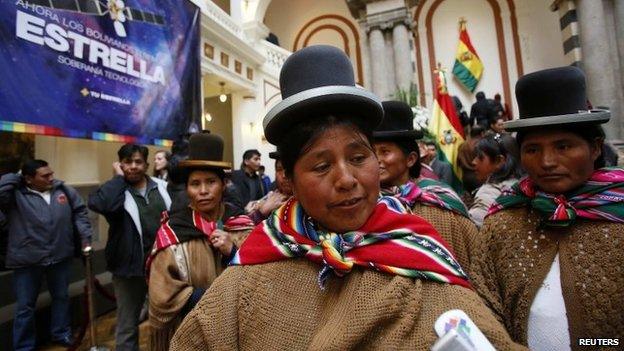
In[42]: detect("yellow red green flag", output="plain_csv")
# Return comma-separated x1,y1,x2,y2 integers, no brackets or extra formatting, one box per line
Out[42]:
429,67,465,191
452,20,483,92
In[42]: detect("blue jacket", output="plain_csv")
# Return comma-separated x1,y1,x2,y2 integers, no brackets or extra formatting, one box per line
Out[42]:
88,176,171,277
0,173,93,268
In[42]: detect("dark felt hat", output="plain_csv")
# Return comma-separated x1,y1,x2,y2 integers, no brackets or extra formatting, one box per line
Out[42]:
263,45,383,144
373,101,423,140
268,151,280,160
178,132,231,169
504,66,610,132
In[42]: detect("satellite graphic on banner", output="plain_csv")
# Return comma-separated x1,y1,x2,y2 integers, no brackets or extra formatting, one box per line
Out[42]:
0,0,200,144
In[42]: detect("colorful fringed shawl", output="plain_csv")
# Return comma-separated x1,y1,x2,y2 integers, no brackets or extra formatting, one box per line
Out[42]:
488,167,624,227
146,206,254,275
231,197,470,289
380,178,469,217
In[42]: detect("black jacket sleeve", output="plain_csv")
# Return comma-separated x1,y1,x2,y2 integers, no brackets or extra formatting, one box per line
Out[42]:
64,184,94,245
0,173,21,209
88,175,128,216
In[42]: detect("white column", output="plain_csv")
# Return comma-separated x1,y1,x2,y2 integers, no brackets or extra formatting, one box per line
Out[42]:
359,21,373,90
369,27,389,98
229,0,242,23
384,30,396,98
613,0,624,112
231,91,262,168
392,22,412,91
576,0,622,139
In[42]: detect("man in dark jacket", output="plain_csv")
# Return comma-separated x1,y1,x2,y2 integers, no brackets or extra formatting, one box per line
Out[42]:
0,160,92,350
423,141,454,185
231,149,264,208
470,91,494,128
88,144,171,351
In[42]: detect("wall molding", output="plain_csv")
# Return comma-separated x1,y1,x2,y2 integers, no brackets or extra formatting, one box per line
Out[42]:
293,14,364,85
413,0,522,115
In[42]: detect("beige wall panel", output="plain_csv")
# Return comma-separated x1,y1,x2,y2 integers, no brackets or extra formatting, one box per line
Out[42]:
264,0,356,51
431,0,502,111
515,0,567,74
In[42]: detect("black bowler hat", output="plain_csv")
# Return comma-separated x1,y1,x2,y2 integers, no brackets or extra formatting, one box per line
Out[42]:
504,66,610,132
373,101,423,140
263,45,383,144
268,151,280,160
178,132,231,169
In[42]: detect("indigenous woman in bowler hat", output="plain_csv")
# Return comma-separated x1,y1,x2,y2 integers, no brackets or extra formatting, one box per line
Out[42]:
373,101,478,269
146,132,254,351
470,66,624,349
170,46,524,350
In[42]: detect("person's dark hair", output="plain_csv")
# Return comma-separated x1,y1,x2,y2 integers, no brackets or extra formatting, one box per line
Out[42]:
278,114,374,178
182,167,226,185
171,138,190,157
602,143,619,167
259,165,265,171
475,133,523,183
242,149,261,160
470,125,485,138
394,139,422,178
490,117,504,127
118,143,149,162
241,149,261,169
21,159,48,177
424,140,437,148
494,93,502,101
476,91,485,100
517,124,606,169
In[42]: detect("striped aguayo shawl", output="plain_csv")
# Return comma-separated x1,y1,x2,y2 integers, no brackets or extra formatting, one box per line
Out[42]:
146,207,254,276
488,167,624,227
381,178,469,217
231,197,470,289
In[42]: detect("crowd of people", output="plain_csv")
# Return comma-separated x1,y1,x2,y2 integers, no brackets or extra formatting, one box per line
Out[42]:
0,45,622,350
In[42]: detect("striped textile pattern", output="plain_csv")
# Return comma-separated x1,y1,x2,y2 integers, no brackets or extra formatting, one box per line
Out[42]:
231,197,471,290
487,167,624,227
381,179,469,217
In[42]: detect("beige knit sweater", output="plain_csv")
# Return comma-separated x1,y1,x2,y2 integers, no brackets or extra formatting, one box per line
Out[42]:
411,203,478,272
170,259,526,350
148,238,224,351
471,207,624,350
148,230,250,351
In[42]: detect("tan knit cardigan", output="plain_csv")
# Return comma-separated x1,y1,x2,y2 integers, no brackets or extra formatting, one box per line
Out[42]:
471,207,624,350
411,203,478,272
148,230,250,351
170,259,526,350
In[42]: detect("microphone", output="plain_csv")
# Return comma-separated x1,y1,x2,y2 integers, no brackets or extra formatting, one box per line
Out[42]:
431,310,496,351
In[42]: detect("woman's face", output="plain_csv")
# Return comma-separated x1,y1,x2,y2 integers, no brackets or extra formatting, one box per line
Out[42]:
275,160,293,195
472,153,503,183
373,141,416,187
290,124,380,233
187,170,224,217
154,152,168,172
520,130,601,194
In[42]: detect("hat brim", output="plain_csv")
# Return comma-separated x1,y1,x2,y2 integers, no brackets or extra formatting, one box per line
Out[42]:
263,86,383,145
268,151,280,160
177,160,232,170
373,129,424,140
504,109,610,132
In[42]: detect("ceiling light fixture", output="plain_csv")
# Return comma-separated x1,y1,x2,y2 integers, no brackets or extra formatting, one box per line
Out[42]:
219,82,227,103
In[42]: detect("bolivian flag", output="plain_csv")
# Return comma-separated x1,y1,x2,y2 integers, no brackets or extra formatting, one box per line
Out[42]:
452,20,483,92
429,67,465,191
